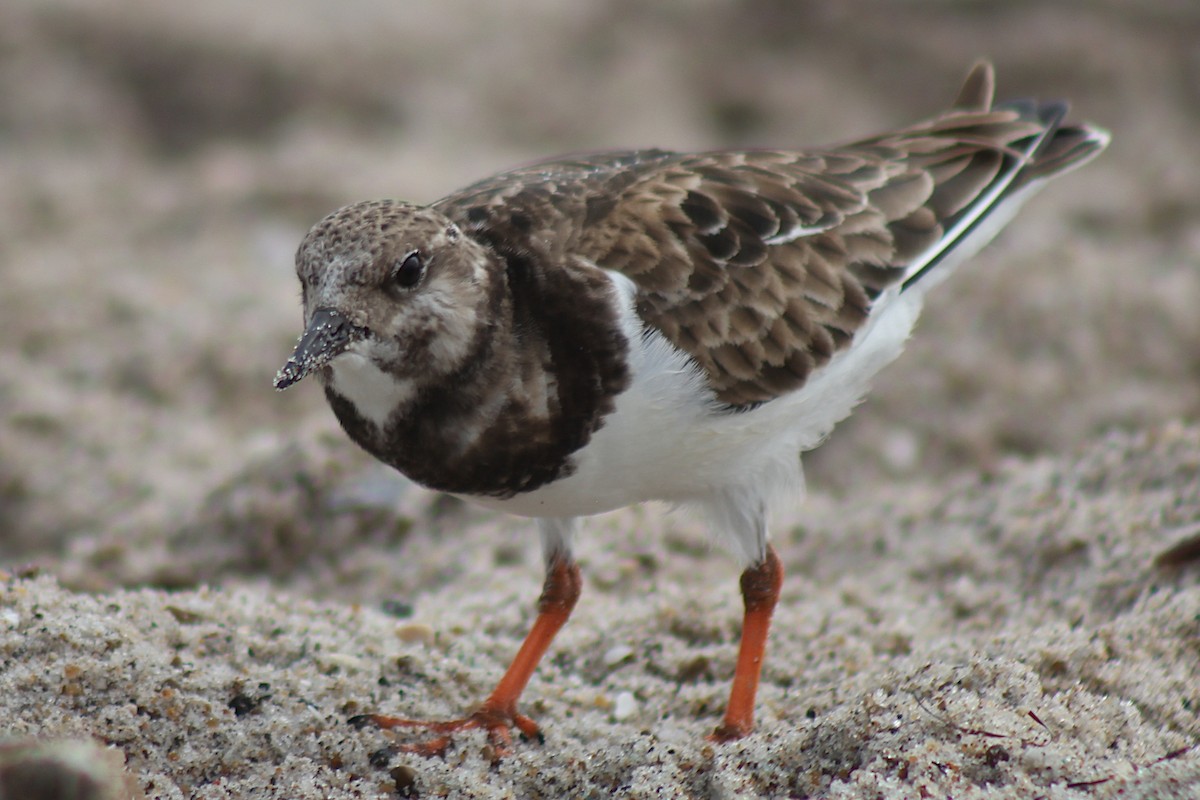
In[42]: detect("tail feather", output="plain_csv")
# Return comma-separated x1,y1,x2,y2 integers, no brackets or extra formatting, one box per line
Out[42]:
952,61,996,111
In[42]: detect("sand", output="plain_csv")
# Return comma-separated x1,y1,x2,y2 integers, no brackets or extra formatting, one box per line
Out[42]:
1,1,1198,798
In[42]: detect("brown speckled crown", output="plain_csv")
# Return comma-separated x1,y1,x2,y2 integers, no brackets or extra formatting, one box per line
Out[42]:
434,62,1104,406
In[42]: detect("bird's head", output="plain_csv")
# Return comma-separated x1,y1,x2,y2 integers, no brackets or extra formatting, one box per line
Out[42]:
274,200,496,391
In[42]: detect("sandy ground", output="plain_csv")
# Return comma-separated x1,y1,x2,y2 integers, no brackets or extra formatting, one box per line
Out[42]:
1,1,1198,798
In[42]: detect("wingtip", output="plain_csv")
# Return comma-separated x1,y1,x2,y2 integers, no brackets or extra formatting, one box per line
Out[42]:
1025,121,1111,181
1086,124,1113,154
953,60,996,111
1073,123,1112,165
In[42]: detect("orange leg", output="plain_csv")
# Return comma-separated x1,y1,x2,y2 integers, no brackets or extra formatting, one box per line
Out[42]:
351,555,582,757
710,544,783,742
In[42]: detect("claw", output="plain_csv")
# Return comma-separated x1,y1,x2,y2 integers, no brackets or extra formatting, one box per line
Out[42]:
351,707,544,759
350,556,580,759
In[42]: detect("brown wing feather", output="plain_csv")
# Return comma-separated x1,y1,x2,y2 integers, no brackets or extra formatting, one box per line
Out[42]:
437,63,1104,407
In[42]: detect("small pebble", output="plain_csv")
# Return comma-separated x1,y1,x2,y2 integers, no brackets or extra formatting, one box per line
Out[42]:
602,644,633,666
0,738,143,800
390,764,419,797
322,652,368,672
395,622,435,645
380,598,414,619
612,691,637,722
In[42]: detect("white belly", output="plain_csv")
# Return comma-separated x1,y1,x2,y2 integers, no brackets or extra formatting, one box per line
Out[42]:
466,272,923,522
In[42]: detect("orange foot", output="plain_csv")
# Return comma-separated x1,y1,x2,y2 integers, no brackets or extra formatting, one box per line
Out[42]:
349,704,544,758
350,555,581,759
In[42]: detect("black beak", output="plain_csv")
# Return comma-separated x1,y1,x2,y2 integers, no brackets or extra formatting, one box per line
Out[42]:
274,307,360,390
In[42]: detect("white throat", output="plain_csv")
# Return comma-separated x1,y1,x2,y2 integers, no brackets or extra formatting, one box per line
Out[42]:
327,350,414,429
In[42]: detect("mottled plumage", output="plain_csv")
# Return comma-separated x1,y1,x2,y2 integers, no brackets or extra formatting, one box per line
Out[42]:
432,64,1101,407
274,63,1108,754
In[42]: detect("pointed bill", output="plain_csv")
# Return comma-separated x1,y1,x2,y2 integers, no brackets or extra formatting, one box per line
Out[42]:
274,307,360,390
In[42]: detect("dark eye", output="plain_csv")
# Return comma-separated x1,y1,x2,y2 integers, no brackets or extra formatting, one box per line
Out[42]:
390,251,423,290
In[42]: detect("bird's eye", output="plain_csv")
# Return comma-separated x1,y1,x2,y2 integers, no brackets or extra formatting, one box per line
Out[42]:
390,251,423,290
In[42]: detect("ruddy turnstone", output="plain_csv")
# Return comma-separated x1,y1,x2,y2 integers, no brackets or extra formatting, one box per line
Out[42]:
275,62,1107,755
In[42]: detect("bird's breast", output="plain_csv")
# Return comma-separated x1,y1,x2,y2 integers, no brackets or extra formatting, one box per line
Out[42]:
322,270,634,500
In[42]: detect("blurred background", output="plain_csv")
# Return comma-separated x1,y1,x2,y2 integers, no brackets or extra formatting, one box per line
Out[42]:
1,0,1197,591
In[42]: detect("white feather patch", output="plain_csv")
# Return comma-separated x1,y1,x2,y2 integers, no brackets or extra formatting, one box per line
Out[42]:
328,349,415,429
470,271,925,566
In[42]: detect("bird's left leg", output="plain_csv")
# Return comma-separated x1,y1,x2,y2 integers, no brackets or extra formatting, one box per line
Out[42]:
353,518,581,757
710,542,784,742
